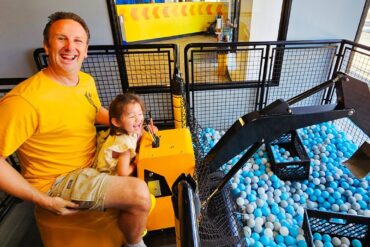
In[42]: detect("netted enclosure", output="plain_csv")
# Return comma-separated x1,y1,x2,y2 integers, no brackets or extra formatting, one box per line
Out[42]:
184,40,370,246
34,44,178,128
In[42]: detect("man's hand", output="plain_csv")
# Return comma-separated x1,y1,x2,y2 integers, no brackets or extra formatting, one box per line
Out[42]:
42,196,80,215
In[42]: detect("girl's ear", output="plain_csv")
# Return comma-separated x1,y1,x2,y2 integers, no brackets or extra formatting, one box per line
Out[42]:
111,118,121,128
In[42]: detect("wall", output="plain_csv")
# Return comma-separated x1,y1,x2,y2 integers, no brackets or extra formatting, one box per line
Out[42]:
0,0,113,78
288,0,365,40
249,0,282,41
117,2,228,42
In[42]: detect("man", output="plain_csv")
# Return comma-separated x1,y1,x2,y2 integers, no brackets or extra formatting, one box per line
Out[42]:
0,12,150,247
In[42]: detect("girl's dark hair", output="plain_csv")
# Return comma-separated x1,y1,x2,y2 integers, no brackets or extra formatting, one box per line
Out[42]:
43,12,90,45
109,93,145,136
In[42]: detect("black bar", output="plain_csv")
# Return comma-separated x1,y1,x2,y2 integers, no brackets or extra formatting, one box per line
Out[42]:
287,77,338,105
106,0,122,46
177,180,200,247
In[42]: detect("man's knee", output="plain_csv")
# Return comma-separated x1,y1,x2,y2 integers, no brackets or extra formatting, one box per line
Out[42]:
104,176,151,212
131,179,151,212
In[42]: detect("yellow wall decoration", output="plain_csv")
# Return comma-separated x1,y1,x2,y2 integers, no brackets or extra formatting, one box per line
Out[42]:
117,2,228,42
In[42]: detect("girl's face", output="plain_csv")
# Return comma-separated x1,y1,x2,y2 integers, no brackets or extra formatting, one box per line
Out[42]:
116,102,144,135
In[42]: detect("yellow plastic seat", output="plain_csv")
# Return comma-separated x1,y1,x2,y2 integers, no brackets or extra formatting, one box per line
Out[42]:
35,208,124,247
35,194,156,247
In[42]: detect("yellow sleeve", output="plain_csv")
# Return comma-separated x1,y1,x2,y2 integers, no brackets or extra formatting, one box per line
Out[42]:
0,95,38,157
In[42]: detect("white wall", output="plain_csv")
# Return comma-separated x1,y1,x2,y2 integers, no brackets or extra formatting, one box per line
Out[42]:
0,0,113,78
288,0,365,40
249,0,283,41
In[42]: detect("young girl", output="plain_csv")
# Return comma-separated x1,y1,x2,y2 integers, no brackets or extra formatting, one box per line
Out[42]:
95,93,146,176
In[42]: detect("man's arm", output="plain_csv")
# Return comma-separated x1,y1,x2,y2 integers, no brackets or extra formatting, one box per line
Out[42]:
0,156,79,215
95,106,109,126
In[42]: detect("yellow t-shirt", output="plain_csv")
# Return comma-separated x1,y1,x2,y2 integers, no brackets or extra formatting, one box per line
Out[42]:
0,71,101,192
95,133,138,174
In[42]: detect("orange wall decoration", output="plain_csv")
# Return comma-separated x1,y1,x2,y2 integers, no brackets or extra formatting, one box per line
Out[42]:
116,2,228,42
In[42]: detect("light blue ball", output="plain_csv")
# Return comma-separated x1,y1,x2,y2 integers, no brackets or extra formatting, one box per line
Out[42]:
313,232,322,241
259,235,270,246
251,232,260,241
284,235,296,245
351,239,363,247
323,242,333,247
297,240,308,247
253,240,263,247
275,234,284,244
254,208,262,217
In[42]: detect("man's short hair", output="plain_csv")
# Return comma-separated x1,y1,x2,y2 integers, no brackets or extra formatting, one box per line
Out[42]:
43,12,90,45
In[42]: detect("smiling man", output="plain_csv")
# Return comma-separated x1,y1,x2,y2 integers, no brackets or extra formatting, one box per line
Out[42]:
0,12,150,247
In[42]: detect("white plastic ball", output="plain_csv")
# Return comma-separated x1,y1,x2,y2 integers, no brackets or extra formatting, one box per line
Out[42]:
332,237,341,246
264,228,273,239
243,226,252,237
340,237,350,246
254,224,263,233
279,226,289,236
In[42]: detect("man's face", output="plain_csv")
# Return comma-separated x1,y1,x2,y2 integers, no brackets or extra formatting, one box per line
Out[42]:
44,19,88,77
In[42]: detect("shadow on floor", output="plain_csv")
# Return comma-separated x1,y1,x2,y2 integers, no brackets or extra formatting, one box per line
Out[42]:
144,227,177,247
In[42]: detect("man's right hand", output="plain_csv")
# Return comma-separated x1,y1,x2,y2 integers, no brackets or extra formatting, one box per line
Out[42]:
41,196,80,215
0,157,81,216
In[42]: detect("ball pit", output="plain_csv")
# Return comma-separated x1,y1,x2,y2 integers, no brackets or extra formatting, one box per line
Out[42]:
198,121,369,246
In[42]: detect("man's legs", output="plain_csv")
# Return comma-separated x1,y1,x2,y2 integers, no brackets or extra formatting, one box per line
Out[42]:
104,176,151,245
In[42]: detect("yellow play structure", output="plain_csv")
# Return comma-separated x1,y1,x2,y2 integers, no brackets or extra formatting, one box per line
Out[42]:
136,128,195,231
116,2,228,42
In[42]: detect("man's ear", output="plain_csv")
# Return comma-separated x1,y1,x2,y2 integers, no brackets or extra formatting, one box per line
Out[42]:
111,118,121,128
84,45,88,59
43,42,49,55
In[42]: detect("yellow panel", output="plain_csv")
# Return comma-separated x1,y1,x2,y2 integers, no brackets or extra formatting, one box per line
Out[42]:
117,2,229,42
136,128,195,231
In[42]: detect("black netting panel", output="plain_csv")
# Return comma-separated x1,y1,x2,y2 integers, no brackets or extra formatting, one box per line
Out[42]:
138,91,173,125
266,45,339,107
188,113,245,246
332,42,370,145
190,47,263,84
186,43,265,131
124,51,172,87
191,88,258,131
339,44,370,84
82,51,122,108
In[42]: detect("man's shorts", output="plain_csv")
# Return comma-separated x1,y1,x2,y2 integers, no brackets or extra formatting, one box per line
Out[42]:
48,168,110,211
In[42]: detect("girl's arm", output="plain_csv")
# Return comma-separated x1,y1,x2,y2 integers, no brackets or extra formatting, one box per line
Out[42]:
115,150,135,176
